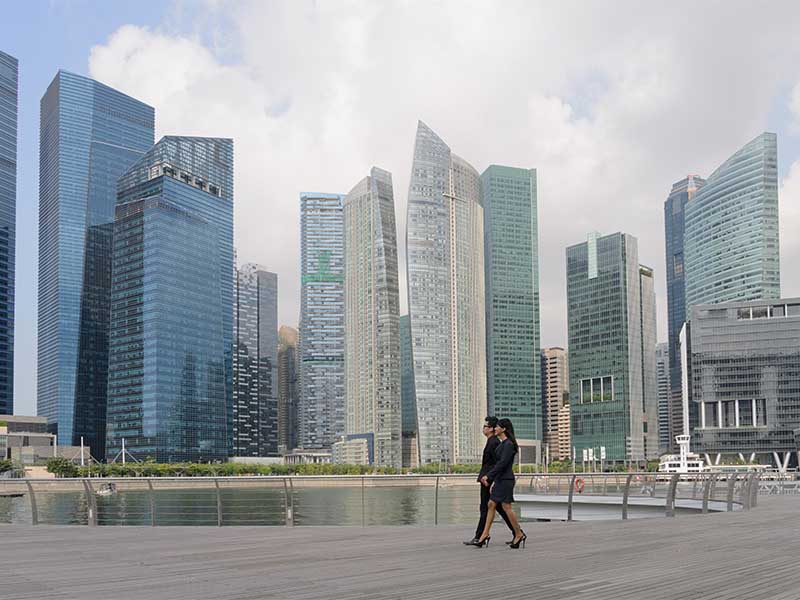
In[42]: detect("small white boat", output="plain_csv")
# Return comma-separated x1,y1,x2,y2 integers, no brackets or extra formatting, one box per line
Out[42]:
658,435,706,474
95,482,117,497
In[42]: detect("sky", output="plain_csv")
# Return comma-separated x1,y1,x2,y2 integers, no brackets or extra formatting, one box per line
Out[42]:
4,0,800,417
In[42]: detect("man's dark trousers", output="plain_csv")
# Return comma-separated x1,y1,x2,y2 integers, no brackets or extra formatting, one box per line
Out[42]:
474,483,514,539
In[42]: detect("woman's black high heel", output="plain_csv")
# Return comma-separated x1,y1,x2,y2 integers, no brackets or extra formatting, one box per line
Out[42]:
509,531,527,549
472,536,491,548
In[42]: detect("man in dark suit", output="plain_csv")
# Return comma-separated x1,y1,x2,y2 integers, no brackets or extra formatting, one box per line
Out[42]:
463,416,514,545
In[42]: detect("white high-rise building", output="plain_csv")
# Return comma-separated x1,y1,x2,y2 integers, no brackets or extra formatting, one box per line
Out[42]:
343,167,401,468
542,347,569,461
406,121,486,465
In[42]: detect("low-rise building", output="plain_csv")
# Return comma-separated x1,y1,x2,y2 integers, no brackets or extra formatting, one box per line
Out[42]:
332,435,371,465
0,415,89,465
684,299,800,469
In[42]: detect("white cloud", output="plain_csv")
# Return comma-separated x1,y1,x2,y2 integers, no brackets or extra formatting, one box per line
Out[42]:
88,0,800,346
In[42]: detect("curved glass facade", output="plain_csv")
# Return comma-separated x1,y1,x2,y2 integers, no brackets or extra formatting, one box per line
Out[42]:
684,133,780,310
37,71,154,459
343,167,401,468
406,122,485,465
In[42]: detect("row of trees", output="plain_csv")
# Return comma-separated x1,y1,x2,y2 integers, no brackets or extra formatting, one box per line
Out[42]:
44,457,662,478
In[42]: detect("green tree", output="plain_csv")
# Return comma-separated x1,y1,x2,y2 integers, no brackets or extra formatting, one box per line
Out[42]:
46,457,79,478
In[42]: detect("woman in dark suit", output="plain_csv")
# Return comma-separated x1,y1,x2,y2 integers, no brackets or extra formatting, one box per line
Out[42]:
472,418,527,549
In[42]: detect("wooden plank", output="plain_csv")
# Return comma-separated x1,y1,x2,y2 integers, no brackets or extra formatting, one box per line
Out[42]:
1,496,798,599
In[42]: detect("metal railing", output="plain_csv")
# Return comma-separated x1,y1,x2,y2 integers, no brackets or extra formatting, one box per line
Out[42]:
0,472,760,527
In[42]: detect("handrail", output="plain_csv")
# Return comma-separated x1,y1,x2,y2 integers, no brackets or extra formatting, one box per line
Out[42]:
0,471,763,528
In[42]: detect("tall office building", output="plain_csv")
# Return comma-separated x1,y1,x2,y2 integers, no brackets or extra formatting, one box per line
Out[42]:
399,314,417,467
684,133,780,310
38,71,154,459
233,264,278,457
639,265,659,459
682,133,779,435
686,299,800,469
566,232,658,463
106,136,233,462
541,347,568,461
277,325,299,453
299,193,345,450
663,175,705,452
655,343,670,454
482,165,541,442
0,51,17,415
343,167,401,468
406,121,486,465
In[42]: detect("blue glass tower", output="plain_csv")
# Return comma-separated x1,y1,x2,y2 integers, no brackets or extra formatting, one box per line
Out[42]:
0,52,17,415
663,175,704,451
107,136,234,462
37,71,154,458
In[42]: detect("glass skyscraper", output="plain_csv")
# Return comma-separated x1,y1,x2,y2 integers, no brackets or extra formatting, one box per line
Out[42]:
655,342,670,454
399,314,416,436
686,298,800,469
663,175,705,452
233,264,278,457
38,71,154,459
0,51,17,415
684,133,780,310
343,167,401,468
406,121,486,465
299,192,345,450
399,314,417,467
106,136,233,462
277,325,299,453
566,232,658,463
482,165,541,442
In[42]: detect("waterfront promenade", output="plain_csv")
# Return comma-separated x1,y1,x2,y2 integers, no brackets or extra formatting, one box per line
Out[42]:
4,495,798,600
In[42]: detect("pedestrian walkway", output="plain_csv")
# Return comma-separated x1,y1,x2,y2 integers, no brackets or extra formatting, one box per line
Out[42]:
4,496,798,599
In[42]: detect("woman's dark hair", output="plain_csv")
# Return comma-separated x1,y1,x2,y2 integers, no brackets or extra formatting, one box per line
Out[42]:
496,418,519,453
485,416,498,428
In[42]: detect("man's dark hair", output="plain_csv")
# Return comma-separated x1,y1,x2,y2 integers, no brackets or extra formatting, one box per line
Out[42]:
485,416,498,428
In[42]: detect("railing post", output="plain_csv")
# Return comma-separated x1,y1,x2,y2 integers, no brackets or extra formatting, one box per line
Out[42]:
282,477,293,527
567,474,576,522
25,480,38,526
361,476,366,527
147,478,156,527
214,478,222,527
702,473,716,514
726,474,736,512
742,473,753,510
665,473,679,517
83,479,97,527
750,473,760,508
433,476,440,526
288,478,295,526
692,476,699,499
621,473,633,520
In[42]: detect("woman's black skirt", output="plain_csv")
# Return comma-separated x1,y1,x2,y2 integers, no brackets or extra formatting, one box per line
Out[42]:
490,478,515,504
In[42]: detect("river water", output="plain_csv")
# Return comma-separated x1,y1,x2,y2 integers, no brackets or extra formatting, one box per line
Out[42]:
0,483,486,526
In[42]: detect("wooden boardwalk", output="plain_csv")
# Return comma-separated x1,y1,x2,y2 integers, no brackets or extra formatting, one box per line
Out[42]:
4,496,798,600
